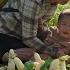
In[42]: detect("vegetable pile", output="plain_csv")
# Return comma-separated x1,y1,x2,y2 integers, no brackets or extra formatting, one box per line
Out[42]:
0,49,70,70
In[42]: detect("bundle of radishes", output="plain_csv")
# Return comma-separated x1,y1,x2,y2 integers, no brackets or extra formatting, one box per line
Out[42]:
0,49,70,70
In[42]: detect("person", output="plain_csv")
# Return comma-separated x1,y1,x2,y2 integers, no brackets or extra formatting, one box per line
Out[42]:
0,0,50,63
0,0,69,62
44,9,70,58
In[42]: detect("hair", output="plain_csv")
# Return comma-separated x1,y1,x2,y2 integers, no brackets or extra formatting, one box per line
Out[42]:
58,12,70,23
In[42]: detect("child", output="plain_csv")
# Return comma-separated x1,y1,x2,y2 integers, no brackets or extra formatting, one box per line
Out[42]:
44,9,70,58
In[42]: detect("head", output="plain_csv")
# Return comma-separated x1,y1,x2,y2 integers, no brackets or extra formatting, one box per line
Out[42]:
50,0,69,5
57,9,70,40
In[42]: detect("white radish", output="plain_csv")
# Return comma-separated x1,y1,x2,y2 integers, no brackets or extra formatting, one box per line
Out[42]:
9,49,24,70
34,52,45,63
9,49,16,59
34,52,45,70
7,59,15,70
49,55,70,70
14,57,24,70
49,59,60,70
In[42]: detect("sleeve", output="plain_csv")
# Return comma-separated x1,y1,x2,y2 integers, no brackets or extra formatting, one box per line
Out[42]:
35,0,42,4
23,37,48,52
21,0,48,53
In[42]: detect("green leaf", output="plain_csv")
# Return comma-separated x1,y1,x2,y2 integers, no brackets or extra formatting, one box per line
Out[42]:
40,57,53,70
24,61,34,70
48,0,70,27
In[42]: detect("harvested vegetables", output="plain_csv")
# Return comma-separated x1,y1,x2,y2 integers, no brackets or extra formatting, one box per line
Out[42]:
24,61,34,70
0,49,70,70
34,52,45,70
49,55,70,70
24,52,52,70
40,57,53,70
8,49,24,70
7,59,15,70
7,49,15,70
14,57,24,70
0,66,7,70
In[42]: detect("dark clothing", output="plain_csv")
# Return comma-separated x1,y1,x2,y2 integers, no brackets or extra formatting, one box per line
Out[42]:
0,33,25,55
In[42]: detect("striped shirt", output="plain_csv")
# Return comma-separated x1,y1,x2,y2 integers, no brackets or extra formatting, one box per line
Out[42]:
0,0,47,51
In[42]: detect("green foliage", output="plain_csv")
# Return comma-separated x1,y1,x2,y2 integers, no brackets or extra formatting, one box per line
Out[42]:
48,0,70,27
24,61,34,70
40,57,53,70
24,58,53,70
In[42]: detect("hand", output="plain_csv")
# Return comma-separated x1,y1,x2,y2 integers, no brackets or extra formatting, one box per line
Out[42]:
14,48,34,61
2,48,34,62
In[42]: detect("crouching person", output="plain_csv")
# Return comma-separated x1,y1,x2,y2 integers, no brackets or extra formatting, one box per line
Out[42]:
0,0,50,63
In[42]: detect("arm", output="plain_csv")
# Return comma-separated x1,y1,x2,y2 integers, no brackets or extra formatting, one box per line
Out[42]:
23,37,47,52
21,0,47,52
